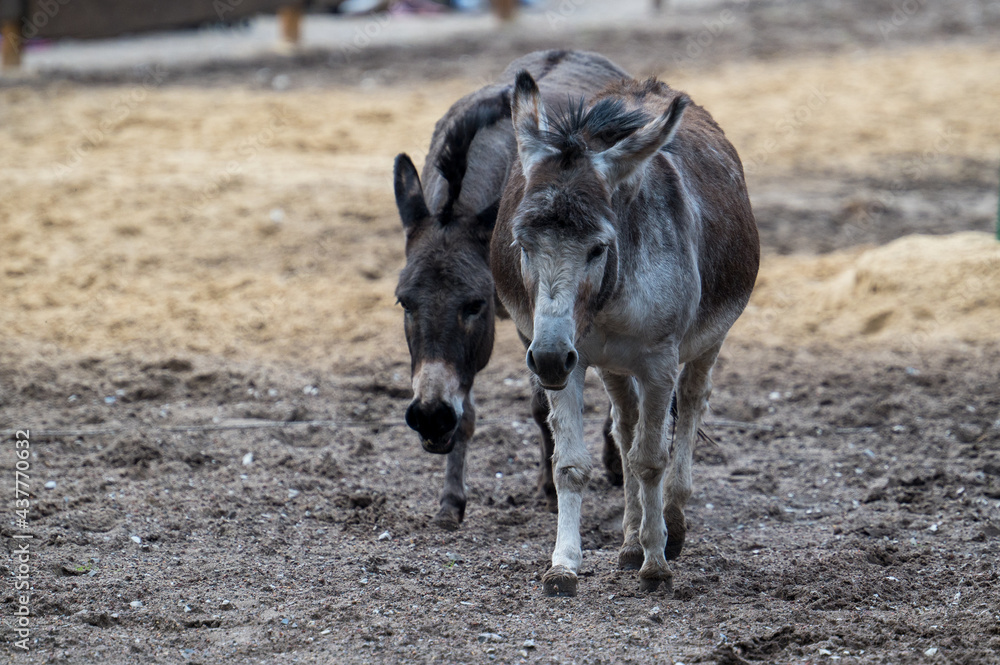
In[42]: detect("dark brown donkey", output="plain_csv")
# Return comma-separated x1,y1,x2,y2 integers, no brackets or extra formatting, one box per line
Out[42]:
393,51,626,529
492,70,759,595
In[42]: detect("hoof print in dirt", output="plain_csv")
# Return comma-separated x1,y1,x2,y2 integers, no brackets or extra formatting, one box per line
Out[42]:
542,565,578,597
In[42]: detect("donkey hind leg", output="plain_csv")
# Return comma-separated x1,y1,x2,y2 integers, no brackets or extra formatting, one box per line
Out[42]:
664,342,722,560
541,366,590,597
430,394,475,530
629,366,680,593
602,405,624,487
599,371,642,570
530,378,558,513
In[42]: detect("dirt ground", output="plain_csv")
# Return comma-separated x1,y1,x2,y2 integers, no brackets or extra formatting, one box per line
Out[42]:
2,2,1000,663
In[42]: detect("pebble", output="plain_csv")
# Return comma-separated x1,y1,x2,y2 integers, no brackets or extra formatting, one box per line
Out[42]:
287,489,300,499
522,639,535,649
44,481,57,490
925,647,938,656
955,423,983,443
220,600,234,611
130,535,142,545
242,452,254,466
378,530,392,541
477,633,503,643
130,601,143,609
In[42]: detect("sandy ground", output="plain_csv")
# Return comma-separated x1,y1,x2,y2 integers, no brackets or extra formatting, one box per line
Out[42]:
1,9,1000,665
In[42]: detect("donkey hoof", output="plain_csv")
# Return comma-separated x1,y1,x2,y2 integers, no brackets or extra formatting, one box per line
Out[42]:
617,545,644,571
542,565,578,597
664,506,687,561
638,574,673,594
430,508,463,531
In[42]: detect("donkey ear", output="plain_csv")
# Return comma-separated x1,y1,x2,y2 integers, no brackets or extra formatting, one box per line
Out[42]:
512,71,556,176
594,93,690,189
394,153,430,231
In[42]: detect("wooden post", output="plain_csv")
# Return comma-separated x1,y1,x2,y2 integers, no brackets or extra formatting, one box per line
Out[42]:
491,0,516,22
1,19,21,69
277,4,302,46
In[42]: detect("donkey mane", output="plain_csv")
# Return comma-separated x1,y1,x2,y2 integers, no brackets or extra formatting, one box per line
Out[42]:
435,90,512,225
541,97,649,163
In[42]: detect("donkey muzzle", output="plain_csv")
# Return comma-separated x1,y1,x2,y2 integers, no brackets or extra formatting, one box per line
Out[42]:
526,340,578,390
408,360,464,454
406,399,459,454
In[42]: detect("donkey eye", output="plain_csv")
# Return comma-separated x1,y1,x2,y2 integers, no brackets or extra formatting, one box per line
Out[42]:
587,244,607,263
397,298,415,314
462,299,487,319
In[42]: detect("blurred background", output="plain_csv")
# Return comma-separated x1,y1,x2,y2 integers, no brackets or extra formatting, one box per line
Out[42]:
1,0,997,365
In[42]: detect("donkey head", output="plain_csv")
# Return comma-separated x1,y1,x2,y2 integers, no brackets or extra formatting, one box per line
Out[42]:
393,153,497,454
509,71,689,389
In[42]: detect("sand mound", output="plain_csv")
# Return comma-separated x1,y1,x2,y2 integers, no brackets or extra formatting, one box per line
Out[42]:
735,232,1000,348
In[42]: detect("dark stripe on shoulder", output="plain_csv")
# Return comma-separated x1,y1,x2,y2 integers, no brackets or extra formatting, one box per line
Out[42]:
535,49,569,81
435,91,513,225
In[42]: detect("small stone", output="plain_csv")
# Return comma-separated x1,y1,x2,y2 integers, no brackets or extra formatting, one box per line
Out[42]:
925,647,938,656
130,600,143,609
522,639,535,649
378,530,391,541
220,600,234,611
44,480,57,490
478,632,503,643
130,535,142,545
818,648,833,656
955,423,983,443
320,628,331,635
928,523,939,532
287,488,300,499
242,452,254,466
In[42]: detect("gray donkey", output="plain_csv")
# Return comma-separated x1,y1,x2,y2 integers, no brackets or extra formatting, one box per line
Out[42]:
393,51,627,529
491,70,760,595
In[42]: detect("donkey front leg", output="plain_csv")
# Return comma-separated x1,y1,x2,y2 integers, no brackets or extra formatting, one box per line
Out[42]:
541,366,590,597
601,405,625,487
664,342,722,559
530,377,558,513
600,371,642,570
430,395,475,530
630,368,679,592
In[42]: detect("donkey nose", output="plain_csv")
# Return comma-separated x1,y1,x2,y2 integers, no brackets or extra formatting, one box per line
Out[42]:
405,400,458,447
526,345,578,389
